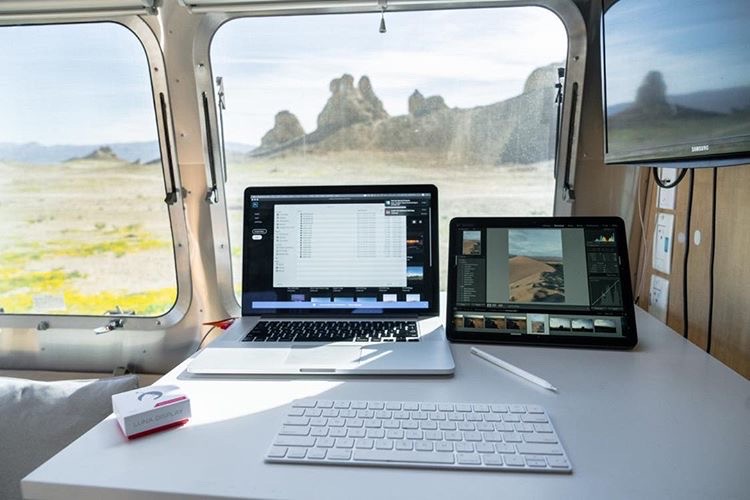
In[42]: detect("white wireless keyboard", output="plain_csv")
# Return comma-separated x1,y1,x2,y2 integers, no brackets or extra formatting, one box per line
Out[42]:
265,399,572,473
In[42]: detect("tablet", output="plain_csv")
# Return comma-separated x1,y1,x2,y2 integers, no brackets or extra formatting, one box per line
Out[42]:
446,217,638,349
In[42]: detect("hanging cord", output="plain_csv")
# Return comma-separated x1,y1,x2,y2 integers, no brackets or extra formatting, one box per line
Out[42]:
706,168,717,353
682,169,695,338
652,166,688,189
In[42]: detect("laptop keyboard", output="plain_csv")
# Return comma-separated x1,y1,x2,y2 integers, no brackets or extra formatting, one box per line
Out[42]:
266,399,572,473
242,321,419,343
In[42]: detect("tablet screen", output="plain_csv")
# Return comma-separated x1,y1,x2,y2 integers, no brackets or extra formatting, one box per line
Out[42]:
447,217,637,349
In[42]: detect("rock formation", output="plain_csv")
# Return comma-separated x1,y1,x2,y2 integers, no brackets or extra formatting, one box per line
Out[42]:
252,64,561,165
259,111,305,150
65,146,124,163
408,90,448,117
316,74,389,132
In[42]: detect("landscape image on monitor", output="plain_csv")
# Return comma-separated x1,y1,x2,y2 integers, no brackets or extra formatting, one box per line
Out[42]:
508,229,565,303
462,230,482,256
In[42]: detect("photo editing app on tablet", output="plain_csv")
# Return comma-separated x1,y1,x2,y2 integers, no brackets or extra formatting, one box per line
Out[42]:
242,188,436,315
451,220,633,341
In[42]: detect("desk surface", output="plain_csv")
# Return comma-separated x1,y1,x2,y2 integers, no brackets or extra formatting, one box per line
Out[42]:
23,308,750,500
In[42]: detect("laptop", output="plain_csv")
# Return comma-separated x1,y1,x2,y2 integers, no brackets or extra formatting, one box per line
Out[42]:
446,216,638,349
187,184,455,375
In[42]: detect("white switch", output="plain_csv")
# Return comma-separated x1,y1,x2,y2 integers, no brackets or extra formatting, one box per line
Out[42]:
652,213,674,274
649,275,669,323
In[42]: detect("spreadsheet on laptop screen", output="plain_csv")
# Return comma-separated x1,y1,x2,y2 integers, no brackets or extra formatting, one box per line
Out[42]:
242,187,438,316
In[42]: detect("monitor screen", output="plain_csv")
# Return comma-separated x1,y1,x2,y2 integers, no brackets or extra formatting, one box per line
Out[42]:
603,0,750,165
447,217,637,348
241,185,438,316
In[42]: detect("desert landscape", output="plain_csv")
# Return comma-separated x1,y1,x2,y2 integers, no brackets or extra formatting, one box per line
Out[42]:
508,255,565,303
1,65,558,314
0,151,177,316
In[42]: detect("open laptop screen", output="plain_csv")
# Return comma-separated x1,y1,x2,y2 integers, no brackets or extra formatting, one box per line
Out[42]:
242,185,438,316
447,217,637,349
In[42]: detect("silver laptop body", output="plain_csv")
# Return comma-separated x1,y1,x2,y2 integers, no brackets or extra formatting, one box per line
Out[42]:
188,184,454,375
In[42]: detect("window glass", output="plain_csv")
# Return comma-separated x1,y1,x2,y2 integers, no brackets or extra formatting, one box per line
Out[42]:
211,8,567,295
0,23,177,316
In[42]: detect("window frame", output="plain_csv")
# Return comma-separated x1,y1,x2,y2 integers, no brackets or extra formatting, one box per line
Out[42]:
194,0,586,316
0,16,192,331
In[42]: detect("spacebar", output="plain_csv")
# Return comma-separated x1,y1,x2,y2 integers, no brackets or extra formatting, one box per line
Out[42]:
352,450,455,464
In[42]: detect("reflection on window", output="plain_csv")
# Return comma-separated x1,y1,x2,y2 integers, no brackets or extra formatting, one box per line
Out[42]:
0,23,176,316
211,8,567,294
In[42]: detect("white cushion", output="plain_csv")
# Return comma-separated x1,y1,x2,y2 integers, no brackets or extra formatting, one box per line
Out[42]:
0,375,138,500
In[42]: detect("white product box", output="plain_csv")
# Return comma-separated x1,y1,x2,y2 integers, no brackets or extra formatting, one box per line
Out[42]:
112,385,191,439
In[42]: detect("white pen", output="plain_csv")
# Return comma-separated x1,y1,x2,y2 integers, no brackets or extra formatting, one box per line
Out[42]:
470,347,558,392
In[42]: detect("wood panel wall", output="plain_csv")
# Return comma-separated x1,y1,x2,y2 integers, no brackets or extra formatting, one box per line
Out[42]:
636,164,750,379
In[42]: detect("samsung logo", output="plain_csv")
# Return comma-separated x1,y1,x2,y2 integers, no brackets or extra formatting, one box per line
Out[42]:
691,145,710,152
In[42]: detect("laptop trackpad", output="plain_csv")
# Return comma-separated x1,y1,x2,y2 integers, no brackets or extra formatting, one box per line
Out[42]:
284,346,362,370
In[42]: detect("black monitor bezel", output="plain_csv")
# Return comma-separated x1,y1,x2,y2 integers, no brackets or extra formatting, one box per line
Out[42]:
446,216,638,349
241,184,440,317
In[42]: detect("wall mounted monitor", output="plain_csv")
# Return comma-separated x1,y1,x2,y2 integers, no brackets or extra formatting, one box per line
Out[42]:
602,0,750,166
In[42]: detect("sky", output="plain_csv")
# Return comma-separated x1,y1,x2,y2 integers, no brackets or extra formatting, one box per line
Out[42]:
212,7,567,144
0,23,158,145
0,7,567,146
508,229,562,259
604,0,750,106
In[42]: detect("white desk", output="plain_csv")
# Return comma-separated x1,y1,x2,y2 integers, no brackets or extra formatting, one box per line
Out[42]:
23,308,750,500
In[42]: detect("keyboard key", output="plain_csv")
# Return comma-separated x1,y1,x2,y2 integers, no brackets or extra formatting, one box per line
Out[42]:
509,405,526,413
367,429,385,439
327,449,352,461
415,441,434,452
335,438,354,449
283,417,310,426
516,444,564,455
386,429,404,440
457,453,481,465
355,438,375,449
526,405,545,414
483,454,503,466
455,442,474,453
547,456,571,469
279,426,310,436
307,448,327,460
310,428,328,437
504,455,525,467
348,428,366,438
267,446,287,458
353,450,455,465
316,437,335,448
435,441,454,452
287,448,307,459
522,414,549,423
523,434,559,444
495,443,516,454
475,442,495,454
329,428,346,438
490,404,509,413
375,439,394,450
274,436,315,447
288,408,305,417
292,400,317,408
395,440,414,450
525,457,548,468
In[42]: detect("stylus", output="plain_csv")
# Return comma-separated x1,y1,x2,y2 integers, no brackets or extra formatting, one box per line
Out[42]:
470,347,558,392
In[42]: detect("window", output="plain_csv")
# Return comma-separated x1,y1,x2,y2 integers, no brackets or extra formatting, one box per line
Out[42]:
211,7,567,295
0,23,177,316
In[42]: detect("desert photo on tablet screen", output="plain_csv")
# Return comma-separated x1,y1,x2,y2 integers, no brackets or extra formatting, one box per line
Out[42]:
508,229,565,302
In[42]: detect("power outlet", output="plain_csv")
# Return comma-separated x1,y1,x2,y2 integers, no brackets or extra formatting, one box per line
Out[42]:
649,275,669,323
